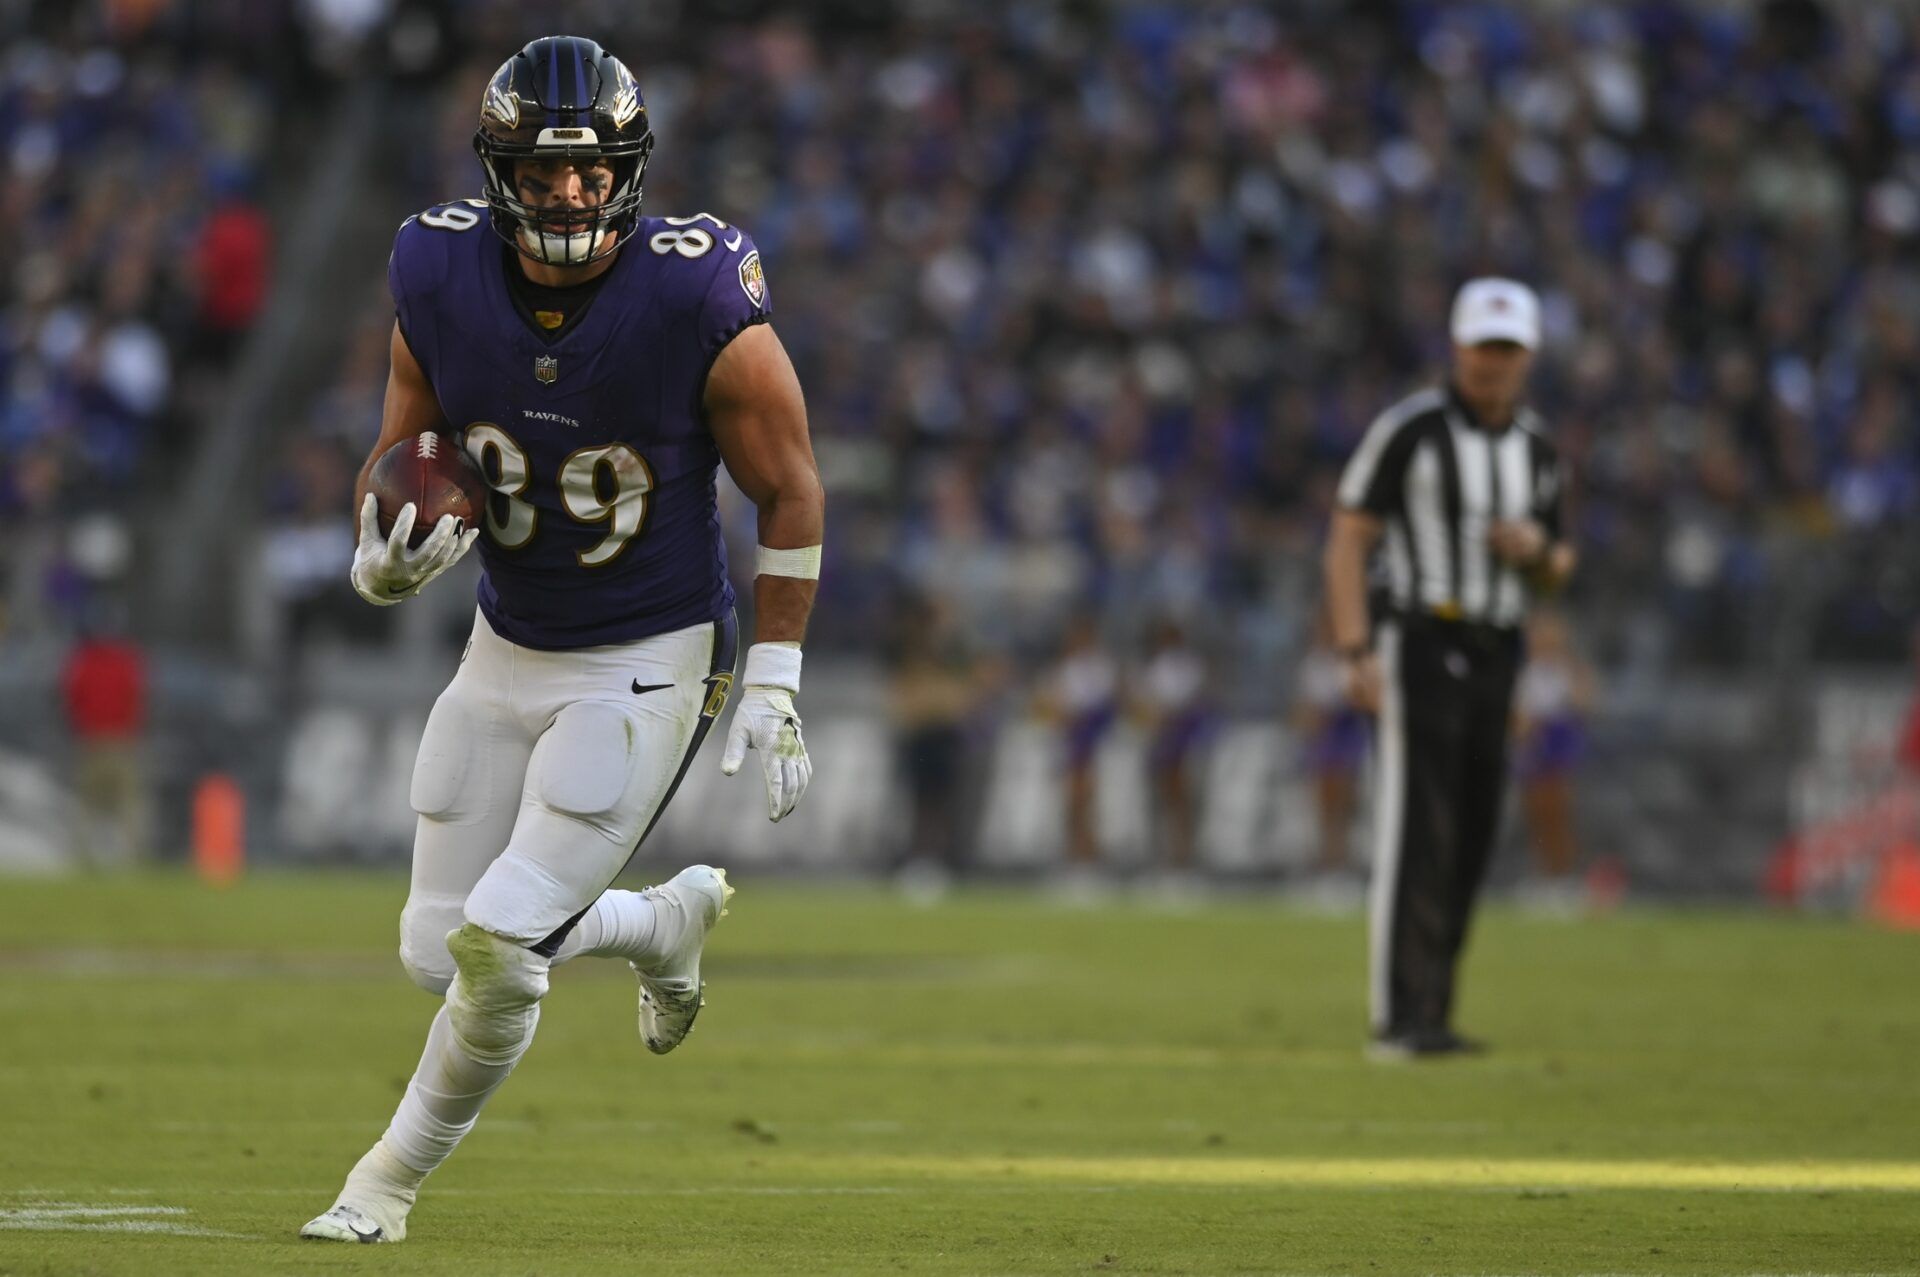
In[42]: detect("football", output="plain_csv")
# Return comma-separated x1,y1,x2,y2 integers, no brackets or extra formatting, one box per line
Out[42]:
368,431,490,549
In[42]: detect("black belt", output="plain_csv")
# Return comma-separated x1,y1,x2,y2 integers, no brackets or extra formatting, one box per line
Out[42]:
1392,607,1521,650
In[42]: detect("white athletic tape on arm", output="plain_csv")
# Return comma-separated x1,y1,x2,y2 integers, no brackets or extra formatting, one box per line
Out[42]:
755,544,822,580
740,642,802,693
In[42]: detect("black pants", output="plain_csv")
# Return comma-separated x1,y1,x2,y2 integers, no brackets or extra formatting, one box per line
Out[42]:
1369,615,1522,1037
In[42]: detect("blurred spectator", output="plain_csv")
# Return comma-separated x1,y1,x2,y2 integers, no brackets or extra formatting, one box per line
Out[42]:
1294,623,1370,896
261,433,361,640
1894,624,1920,780
1134,619,1213,882
885,594,995,900
1036,616,1117,893
61,613,149,865
193,195,272,360
1513,611,1598,908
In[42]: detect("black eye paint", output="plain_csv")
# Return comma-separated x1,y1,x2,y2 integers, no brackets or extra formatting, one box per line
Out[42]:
517,162,611,201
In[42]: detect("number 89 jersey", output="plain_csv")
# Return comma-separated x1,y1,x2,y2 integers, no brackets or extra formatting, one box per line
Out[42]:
388,200,772,649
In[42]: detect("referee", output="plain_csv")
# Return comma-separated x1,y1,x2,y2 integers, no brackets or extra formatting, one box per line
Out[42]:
1322,278,1577,1059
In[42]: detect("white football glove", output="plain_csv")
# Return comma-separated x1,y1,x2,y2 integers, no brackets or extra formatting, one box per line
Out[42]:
350,492,478,607
720,683,812,822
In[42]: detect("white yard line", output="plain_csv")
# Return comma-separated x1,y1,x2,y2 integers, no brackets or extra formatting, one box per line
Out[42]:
0,1200,254,1240
0,1220,250,1236
0,1205,187,1218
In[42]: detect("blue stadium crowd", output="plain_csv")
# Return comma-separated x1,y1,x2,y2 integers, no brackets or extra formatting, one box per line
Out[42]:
0,1,307,637
8,2,1920,681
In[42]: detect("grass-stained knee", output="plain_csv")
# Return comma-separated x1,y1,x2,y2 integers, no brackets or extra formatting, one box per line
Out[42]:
444,923,549,1067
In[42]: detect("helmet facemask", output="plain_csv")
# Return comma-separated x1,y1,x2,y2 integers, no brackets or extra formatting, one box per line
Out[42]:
476,139,651,268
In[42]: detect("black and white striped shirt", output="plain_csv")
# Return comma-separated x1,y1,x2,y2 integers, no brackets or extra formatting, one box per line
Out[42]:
1336,385,1565,630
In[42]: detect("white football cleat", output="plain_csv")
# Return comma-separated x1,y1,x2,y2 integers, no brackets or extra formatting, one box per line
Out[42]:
632,865,733,1054
300,1203,402,1244
299,1142,418,1243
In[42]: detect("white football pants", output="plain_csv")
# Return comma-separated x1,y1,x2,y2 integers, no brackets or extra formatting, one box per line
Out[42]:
398,607,736,989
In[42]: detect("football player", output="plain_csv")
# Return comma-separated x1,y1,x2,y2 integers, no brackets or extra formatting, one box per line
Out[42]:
301,36,823,1243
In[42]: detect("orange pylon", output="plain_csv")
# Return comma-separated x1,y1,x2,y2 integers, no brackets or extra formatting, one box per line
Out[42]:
1866,842,1920,930
192,773,245,886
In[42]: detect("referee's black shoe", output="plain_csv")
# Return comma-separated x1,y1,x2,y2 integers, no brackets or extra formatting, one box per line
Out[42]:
1367,1028,1489,1062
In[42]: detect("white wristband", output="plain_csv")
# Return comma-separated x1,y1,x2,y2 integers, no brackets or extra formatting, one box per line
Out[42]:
740,642,802,693
756,544,822,580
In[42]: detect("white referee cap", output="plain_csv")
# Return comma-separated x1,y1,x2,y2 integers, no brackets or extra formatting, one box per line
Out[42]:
1450,277,1540,350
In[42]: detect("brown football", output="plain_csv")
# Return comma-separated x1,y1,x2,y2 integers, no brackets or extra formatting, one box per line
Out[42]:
369,431,490,549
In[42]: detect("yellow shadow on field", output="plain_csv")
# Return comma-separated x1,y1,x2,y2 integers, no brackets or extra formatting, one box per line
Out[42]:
819,1154,1920,1193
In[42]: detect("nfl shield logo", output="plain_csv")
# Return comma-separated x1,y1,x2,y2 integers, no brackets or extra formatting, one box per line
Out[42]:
533,354,558,385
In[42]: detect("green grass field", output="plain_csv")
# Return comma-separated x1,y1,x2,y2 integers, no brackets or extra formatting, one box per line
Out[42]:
1,872,1917,1276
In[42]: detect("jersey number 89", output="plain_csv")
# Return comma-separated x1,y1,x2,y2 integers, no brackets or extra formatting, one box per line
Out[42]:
464,424,653,567
417,199,488,232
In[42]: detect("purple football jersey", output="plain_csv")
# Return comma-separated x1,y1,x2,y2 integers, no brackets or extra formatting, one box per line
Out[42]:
388,201,772,649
